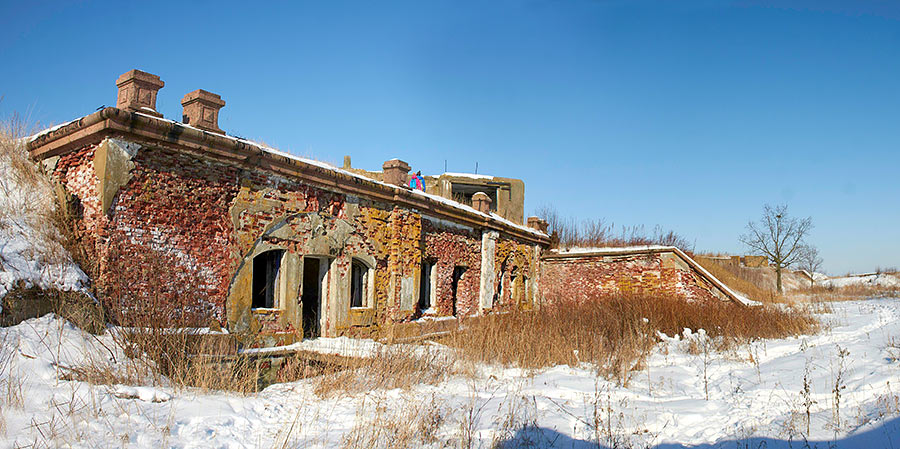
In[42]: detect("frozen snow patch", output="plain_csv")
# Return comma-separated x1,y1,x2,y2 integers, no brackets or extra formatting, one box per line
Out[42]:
112,385,172,403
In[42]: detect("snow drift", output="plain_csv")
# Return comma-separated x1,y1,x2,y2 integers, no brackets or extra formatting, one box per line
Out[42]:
0,125,87,300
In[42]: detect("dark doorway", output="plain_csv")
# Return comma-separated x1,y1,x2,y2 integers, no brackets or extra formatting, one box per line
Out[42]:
418,261,435,312
252,250,284,309
302,257,325,338
450,266,466,316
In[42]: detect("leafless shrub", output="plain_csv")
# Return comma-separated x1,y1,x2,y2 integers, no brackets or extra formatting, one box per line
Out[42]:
48,232,266,393
800,358,816,436
831,345,850,431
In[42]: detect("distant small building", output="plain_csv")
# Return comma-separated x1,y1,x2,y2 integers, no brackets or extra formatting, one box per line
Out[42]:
342,160,525,225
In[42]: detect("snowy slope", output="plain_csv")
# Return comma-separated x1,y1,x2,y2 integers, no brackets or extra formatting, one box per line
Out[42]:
0,134,87,299
5,300,900,447
822,273,900,289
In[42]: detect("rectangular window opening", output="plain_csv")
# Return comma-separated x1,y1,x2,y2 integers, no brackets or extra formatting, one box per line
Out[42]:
450,183,498,211
418,260,435,312
351,259,369,308
252,250,284,309
451,266,467,316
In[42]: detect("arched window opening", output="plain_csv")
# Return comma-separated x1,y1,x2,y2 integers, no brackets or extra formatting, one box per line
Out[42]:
252,250,285,309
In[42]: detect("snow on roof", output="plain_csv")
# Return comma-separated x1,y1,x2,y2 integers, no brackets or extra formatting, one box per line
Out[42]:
132,113,547,238
28,111,547,240
551,245,675,255
26,117,79,143
441,172,495,180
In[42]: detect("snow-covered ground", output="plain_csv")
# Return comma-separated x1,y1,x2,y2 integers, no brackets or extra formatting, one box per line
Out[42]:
4,299,900,448
0,135,86,300
821,273,900,290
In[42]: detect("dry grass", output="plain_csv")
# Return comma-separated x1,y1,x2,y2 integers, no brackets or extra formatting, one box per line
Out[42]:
694,256,777,302
534,205,695,251
0,116,73,262
312,343,455,398
0,283,106,361
790,284,900,302
445,294,818,384
339,393,447,449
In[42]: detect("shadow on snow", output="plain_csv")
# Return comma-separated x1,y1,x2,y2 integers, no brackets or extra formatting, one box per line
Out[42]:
494,415,900,448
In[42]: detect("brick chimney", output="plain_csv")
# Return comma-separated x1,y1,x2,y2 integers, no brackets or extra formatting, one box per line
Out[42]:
472,192,492,214
116,69,165,117
382,159,411,187
527,216,549,233
181,89,226,134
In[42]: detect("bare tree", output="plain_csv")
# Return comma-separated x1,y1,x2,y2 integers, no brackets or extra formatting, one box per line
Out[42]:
797,245,824,288
740,204,813,293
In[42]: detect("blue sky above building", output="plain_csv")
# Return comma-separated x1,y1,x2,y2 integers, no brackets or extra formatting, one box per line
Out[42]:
1,0,898,274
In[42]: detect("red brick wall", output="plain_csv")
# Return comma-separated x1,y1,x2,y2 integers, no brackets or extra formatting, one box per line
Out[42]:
422,219,481,317
540,252,721,304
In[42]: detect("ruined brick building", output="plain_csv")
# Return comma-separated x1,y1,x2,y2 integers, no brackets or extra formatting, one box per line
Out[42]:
27,70,746,347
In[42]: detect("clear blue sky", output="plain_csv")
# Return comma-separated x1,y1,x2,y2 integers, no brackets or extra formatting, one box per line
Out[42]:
2,1,898,275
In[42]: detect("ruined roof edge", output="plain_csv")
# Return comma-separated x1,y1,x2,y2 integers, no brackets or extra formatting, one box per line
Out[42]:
26,107,549,244
545,246,757,306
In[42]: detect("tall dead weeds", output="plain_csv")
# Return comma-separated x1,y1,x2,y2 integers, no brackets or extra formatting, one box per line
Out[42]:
446,293,818,384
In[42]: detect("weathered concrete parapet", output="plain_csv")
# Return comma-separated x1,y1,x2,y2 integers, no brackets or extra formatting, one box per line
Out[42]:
479,230,499,310
382,159,411,187
181,89,226,134
116,69,165,117
527,216,548,233
472,192,492,214
94,138,141,214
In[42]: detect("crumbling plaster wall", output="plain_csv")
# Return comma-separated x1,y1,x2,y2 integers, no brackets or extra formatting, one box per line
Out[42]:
540,251,725,304
493,239,539,311
421,217,482,317
45,136,545,345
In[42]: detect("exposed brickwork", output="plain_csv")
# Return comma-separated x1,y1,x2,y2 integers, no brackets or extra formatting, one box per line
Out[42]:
53,145,105,262
541,252,723,304
109,147,241,321
44,137,547,343
494,239,537,310
421,219,481,317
